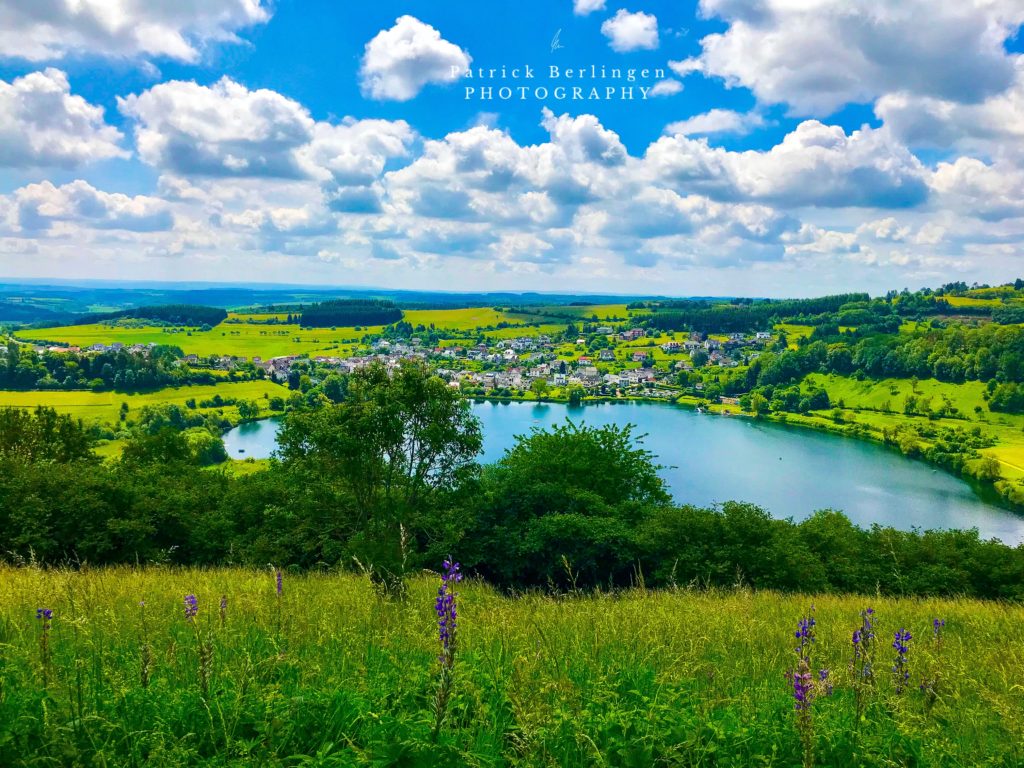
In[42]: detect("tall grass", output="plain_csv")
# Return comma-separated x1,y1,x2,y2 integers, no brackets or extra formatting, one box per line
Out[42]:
1,566,1022,766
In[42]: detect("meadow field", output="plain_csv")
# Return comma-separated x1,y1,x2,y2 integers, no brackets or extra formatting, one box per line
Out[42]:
14,318,383,359
799,373,1024,483
0,567,1021,767
0,380,288,428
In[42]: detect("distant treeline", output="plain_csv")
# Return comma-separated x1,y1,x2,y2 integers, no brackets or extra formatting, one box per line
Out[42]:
81,304,228,327
300,299,403,328
646,294,871,333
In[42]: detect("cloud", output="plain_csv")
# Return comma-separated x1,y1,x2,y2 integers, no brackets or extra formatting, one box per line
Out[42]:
0,69,125,168
601,10,659,53
573,0,607,16
679,0,1024,115
876,59,1024,156
359,16,471,101
649,79,683,98
646,120,928,208
0,0,271,63
120,77,315,178
930,157,1024,221
12,180,173,232
665,108,766,136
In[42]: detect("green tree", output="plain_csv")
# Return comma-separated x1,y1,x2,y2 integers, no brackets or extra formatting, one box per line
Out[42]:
277,361,482,589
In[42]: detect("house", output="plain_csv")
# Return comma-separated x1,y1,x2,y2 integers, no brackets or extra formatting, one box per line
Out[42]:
619,328,645,341
578,356,592,365
660,341,681,352
631,351,648,362
599,349,615,361
755,331,772,340
596,326,614,335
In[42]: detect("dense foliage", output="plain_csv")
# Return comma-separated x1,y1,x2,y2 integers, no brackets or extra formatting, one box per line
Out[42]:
0,339,221,391
299,299,403,328
3,380,1024,600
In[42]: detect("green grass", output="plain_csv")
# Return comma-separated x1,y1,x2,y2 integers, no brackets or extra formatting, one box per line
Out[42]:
0,380,288,427
0,567,1021,766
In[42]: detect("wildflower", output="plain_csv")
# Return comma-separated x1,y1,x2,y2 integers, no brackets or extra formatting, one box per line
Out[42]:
851,607,877,720
219,595,227,628
787,609,829,768
184,594,198,622
920,618,945,703
431,559,462,742
276,568,283,597
892,628,912,694
36,607,53,684
435,559,462,662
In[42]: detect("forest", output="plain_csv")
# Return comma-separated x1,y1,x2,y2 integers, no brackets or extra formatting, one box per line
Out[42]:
299,299,403,328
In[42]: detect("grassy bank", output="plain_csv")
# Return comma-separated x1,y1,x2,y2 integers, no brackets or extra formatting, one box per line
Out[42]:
1,567,1022,766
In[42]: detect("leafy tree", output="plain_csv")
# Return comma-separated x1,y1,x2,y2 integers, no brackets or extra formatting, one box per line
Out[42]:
277,360,481,589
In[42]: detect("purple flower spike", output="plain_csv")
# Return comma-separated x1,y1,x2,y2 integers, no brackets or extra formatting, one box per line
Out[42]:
184,594,198,621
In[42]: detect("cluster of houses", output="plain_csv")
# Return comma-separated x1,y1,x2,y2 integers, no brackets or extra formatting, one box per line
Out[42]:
32,326,776,399
237,327,776,398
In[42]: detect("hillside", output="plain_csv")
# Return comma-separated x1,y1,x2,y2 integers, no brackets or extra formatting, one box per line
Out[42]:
1,567,1020,767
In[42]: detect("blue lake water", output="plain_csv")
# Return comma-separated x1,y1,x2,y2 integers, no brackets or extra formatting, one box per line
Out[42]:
223,400,1024,545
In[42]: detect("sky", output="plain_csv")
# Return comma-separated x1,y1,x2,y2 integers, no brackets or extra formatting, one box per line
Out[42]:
0,1,1023,297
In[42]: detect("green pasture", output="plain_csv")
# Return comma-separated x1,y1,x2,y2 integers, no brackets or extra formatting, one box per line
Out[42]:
0,380,288,428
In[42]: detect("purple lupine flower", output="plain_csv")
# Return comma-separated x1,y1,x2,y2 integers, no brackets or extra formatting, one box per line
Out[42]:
219,595,228,627
435,559,462,664
275,569,283,597
852,607,876,680
184,594,198,622
892,628,912,693
36,608,53,625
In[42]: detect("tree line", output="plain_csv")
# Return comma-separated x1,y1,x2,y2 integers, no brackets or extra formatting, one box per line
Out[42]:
299,299,403,328
0,340,222,391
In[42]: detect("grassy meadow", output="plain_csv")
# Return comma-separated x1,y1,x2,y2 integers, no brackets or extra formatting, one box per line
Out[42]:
0,380,288,428
1,567,1021,767
799,373,1024,483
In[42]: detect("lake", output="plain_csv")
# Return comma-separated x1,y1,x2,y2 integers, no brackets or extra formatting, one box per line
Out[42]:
223,400,1024,545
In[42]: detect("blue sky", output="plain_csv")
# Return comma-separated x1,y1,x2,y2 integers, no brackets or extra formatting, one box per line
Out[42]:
0,0,1022,296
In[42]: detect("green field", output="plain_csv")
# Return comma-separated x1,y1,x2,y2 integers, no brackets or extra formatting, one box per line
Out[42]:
0,380,288,427
15,317,382,359
798,374,1024,482
0,567,1020,766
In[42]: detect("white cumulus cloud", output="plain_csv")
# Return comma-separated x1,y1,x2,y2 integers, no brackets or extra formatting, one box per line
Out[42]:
679,0,1024,115
601,10,659,53
573,0,607,15
0,69,125,168
359,16,471,102
0,0,271,63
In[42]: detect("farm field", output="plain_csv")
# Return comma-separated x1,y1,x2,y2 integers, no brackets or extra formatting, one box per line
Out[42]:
12,307,582,357
1,566,1021,767
15,317,385,359
0,380,288,427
